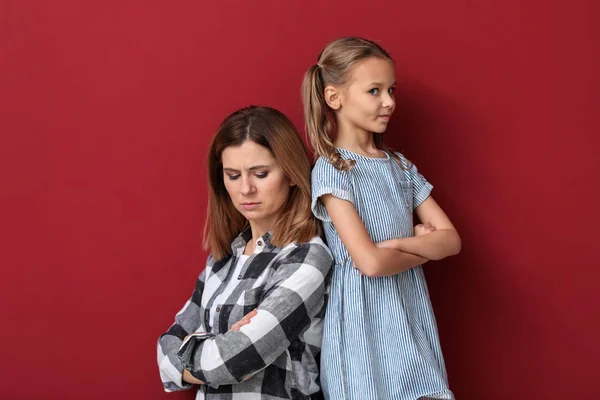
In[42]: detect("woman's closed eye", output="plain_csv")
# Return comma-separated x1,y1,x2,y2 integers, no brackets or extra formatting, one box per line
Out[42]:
226,172,268,180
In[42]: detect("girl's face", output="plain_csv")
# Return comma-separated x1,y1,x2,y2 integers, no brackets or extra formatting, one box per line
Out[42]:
335,57,396,135
221,140,293,230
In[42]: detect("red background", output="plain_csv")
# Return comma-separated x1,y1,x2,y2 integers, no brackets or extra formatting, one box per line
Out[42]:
1,1,599,399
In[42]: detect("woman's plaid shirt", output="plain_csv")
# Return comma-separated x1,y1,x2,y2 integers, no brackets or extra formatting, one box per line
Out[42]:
158,230,333,399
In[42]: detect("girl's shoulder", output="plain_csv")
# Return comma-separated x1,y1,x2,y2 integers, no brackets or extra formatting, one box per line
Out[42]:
393,151,412,168
311,156,349,180
312,156,337,172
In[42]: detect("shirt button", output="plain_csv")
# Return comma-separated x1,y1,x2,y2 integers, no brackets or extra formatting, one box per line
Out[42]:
257,240,263,246
215,306,221,312
237,274,242,280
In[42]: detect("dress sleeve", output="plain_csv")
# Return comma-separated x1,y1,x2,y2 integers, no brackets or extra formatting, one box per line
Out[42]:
311,157,355,222
398,153,433,209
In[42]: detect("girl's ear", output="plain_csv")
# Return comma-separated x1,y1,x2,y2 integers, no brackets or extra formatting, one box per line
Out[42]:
324,86,341,110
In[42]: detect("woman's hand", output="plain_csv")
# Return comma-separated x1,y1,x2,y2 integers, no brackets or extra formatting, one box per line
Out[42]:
179,309,257,385
183,369,205,385
230,309,258,332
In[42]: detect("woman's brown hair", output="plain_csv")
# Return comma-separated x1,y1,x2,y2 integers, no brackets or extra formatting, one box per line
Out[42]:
204,105,322,260
301,36,405,171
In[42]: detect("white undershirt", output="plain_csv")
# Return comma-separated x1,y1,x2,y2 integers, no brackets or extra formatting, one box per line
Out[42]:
208,254,249,329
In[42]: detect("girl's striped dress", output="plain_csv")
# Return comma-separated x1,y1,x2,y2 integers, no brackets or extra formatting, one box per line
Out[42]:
311,148,454,400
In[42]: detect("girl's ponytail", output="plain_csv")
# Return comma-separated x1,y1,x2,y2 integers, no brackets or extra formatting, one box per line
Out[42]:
301,64,355,171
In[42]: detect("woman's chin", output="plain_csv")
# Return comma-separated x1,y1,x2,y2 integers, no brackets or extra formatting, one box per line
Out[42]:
238,209,261,222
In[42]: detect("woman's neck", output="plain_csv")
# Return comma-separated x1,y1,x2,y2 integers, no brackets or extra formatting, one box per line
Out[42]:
244,220,272,255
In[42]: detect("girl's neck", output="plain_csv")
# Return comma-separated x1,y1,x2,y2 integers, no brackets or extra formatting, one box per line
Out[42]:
335,127,381,158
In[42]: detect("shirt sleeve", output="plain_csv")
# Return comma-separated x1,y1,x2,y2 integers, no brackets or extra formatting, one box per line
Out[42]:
157,261,210,392
311,157,355,222
397,153,433,209
176,241,333,386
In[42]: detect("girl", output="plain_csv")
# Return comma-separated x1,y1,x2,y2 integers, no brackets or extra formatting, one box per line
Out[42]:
302,37,461,399
158,106,333,399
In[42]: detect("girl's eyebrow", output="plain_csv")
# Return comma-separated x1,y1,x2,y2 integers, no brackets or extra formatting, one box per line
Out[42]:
367,81,397,86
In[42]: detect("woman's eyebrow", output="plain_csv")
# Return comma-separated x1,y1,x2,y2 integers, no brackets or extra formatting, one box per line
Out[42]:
223,164,271,173
248,165,271,171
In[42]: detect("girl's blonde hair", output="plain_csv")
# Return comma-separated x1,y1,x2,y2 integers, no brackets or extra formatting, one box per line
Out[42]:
204,106,322,260
301,37,404,171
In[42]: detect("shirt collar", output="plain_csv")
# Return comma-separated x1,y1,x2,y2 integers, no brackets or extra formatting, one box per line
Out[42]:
231,227,275,254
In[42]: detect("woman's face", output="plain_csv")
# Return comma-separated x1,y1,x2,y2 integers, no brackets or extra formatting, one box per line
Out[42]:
221,140,293,231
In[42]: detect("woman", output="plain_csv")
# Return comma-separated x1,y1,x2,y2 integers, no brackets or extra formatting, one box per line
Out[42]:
157,106,333,400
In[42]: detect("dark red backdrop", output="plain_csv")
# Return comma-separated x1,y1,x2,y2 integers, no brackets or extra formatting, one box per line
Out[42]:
1,1,599,399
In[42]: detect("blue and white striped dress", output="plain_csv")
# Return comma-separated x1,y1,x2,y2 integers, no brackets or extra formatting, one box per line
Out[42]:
311,148,453,400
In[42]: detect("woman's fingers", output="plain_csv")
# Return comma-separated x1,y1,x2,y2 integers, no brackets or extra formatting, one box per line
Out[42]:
230,309,258,331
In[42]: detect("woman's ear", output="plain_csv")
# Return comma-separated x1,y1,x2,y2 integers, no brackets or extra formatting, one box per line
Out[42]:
324,86,341,110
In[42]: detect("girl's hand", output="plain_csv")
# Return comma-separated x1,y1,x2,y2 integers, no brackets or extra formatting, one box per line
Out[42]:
414,223,436,236
376,223,436,250
230,309,258,332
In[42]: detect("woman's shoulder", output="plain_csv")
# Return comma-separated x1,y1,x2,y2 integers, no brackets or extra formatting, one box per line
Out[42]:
277,236,333,266
300,235,330,251
283,235,330,254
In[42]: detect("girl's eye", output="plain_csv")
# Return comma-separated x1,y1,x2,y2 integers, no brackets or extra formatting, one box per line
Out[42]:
388,87,395,95
227,174,240,180
255,172,268,179
368,88,380,95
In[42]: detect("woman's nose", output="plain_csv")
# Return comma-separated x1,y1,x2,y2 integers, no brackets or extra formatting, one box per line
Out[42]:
240,176,255,195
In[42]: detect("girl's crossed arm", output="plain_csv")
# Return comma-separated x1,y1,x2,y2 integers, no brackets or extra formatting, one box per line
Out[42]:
377,196,461,261
322,194,428,277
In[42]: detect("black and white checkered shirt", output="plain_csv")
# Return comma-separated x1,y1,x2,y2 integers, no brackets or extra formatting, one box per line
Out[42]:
158,229,333,399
